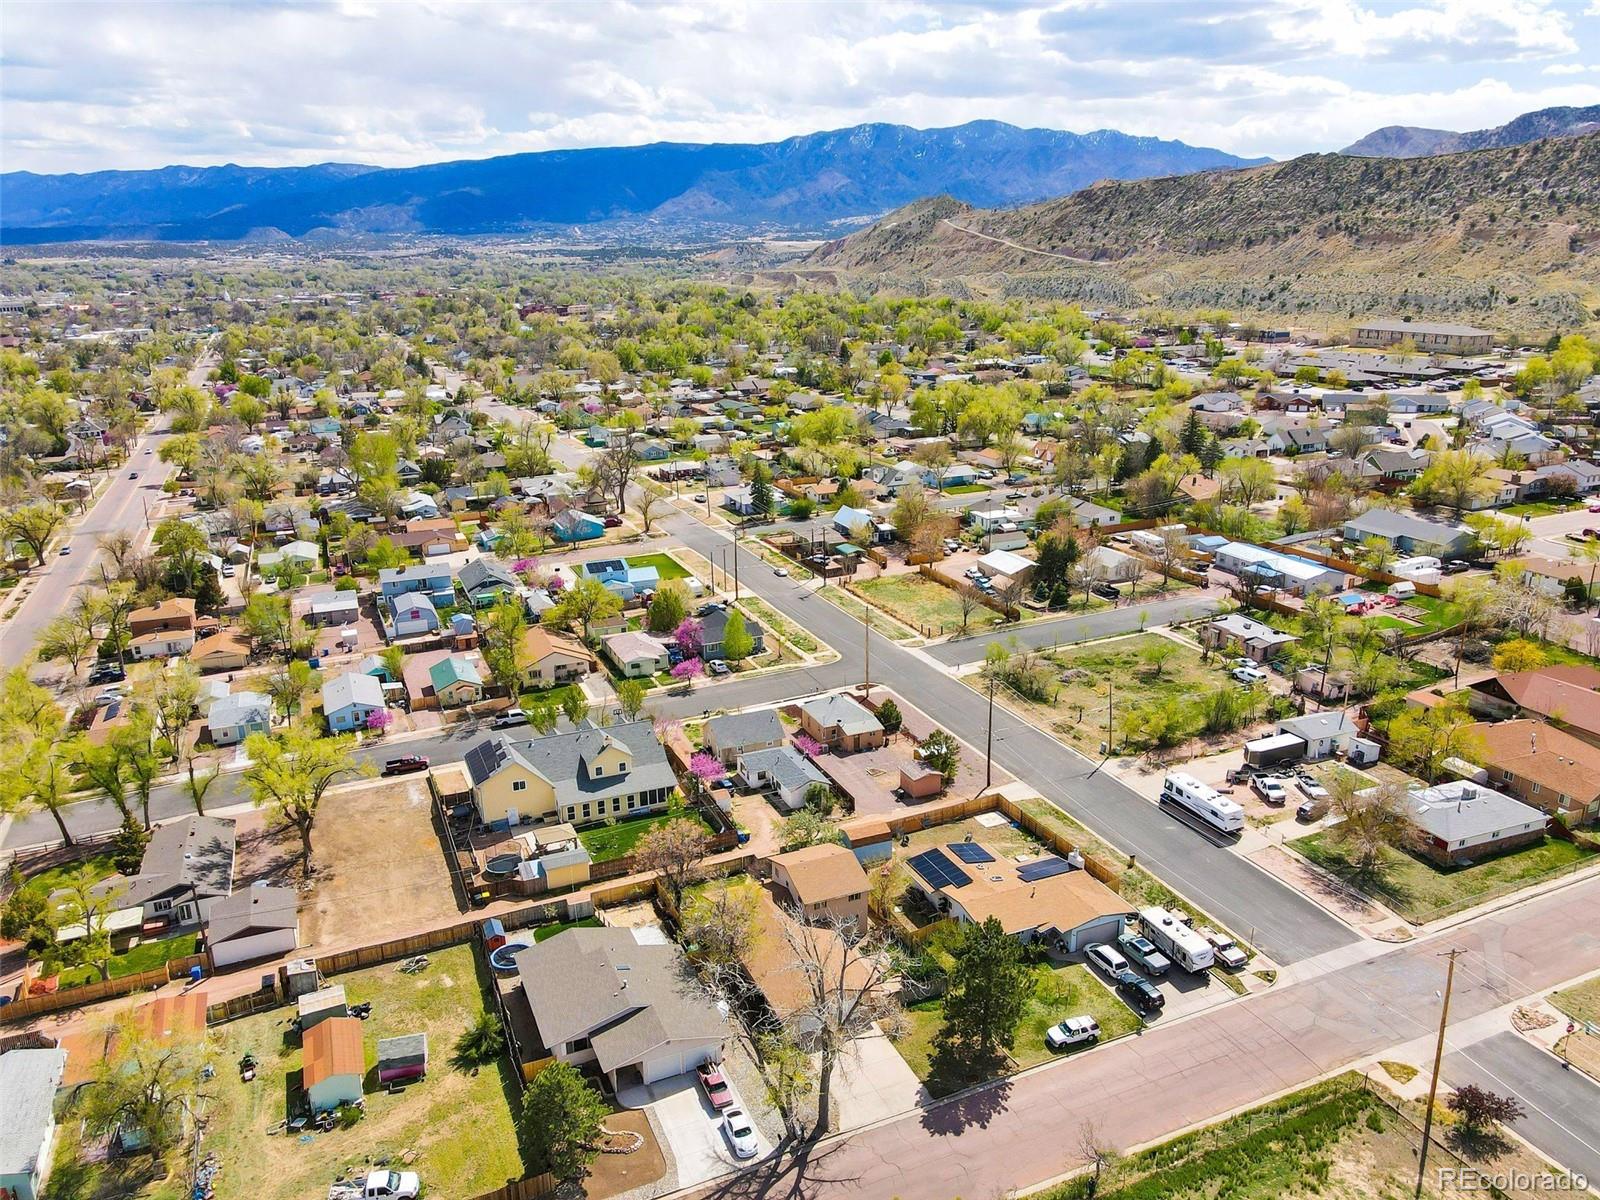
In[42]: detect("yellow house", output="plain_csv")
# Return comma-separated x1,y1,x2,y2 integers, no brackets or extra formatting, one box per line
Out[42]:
464,720,679,828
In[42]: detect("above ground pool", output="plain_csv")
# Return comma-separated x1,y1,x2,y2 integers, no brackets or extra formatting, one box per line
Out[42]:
489,942,530,972
484,853,521,879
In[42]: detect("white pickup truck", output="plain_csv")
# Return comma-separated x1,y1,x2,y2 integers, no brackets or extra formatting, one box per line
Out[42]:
329,1170,421,1200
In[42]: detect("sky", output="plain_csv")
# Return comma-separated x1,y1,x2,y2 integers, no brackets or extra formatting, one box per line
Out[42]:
3,0,1600,175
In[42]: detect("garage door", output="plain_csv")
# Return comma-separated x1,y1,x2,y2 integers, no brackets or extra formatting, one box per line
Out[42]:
1067,916,1126,954
641,1045,716,1085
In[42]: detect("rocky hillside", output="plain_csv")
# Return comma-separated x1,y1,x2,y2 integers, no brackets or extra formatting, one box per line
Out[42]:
800,134,1600,332
1342,105,1600,157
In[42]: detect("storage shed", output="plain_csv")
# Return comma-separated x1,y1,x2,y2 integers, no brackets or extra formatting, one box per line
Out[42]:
376,1033,428,1086
297,985,348,1032
302,1016,365,1113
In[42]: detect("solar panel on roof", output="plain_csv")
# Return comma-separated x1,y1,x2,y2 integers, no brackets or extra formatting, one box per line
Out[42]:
1016,857,1073,883
948,842,995,864
907,848,971,889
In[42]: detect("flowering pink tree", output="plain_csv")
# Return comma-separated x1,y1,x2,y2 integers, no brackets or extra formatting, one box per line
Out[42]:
670,657,704,685
792,732,825,758
512,557,540,580
653,716,683,744
674,617,704,660
366,708,393,736
546,572,566,592
688,751,723,792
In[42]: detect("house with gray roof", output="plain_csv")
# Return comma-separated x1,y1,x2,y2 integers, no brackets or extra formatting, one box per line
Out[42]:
87,815,235,931
0,1047,69,1200
705,709,785,766
511,926,726,1090
206,691,272,746
737,745,830,812
1342,509,1474,557
322,670,387,732
457,557,518,608
1396,781,1547,866
464,720,678,828
1275,710,1357,760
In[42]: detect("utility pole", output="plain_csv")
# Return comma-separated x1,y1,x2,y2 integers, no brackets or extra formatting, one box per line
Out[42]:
863,604,871,694
985,670,997,790
732,539,739,602
1416,948,1464,1200
1088,678,1114,777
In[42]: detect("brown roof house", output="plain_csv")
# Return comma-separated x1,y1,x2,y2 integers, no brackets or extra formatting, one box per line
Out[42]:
1470,719,1600,826
511,926,725,1091
128,597,196,660
1469,665,1600,747
770,844,870,934
798,693,885,753
190,628,252,672
519,627,596,688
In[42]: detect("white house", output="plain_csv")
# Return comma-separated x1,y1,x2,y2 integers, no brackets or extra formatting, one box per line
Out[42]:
206,884,299,968
0,1047,68,1200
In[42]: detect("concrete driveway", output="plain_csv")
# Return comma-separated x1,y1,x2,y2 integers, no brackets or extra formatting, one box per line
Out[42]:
620,1072,771,1187
832,1027,927,1130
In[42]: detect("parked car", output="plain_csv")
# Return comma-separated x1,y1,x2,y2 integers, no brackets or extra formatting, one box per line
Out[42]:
772,567,788,578
692,493,706,502
1084,943,1130,979
1252,775,1288,806
1091,583,1120,601
722,1107,759,1159
1443,559,1472,574
1295,776,1329,802
221,563,236,577
1230,665,1268,685
707,659,731,676
1200,927,1249,970
95,686,124,707
87,664,125,685
1117,971,1166,1014
697,1062,734,1111
1044,1015,1101,1050
329,1169,422,1200
382,755,429,777
491,710,530,729
1589,502,1600,514
1116,932,1172,977
602,516,623,528
1296,794,1332,822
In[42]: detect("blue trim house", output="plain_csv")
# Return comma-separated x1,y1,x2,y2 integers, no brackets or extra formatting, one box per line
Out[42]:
552,510,605,543
579,558,659,602
379,565,455,606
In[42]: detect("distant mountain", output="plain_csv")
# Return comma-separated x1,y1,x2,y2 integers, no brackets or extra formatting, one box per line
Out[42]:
1342,105,1600,157
802,134,1600,332
0,121,1269,244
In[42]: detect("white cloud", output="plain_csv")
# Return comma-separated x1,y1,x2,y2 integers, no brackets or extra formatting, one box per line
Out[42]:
2,0,1598,173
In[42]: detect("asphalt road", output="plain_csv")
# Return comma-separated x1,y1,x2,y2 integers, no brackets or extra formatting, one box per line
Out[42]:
685,873,1600,1200
1445,1032,1600,1187
2,506,1352,963
927,591,1222,666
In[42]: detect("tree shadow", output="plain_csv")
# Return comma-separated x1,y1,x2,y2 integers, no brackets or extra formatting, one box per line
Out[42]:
917,1038,1013,1135
1445,1125,1516,1160
692,1134,862,1200
1308,848,1414,907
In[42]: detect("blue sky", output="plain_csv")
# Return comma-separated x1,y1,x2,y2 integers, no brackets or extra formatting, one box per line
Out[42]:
3,0,1599,174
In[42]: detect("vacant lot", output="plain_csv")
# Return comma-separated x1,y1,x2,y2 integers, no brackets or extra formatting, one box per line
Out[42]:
892,962,1139,1096
853,572,978,635
281,778,461,951
1291,832,1595,923
1035,1072,1570,1200
1551,975,1600,1027
50,944,528,1200
989,634,1236,756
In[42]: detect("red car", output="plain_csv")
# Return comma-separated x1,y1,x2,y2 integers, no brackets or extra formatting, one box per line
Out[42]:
382,755,430,777
696,1061,733,1110
602,515,623,528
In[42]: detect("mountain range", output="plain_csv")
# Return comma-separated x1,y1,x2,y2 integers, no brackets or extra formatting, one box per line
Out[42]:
800,133,1600,333
0,121,1267,245
1341,105,1600,158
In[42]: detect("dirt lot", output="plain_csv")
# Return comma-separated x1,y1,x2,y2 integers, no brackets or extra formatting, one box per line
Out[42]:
815,735,1006,817
238,777,461,954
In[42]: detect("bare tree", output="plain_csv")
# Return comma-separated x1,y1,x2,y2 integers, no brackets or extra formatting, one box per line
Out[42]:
776,914,901,1138
635,818,712,911
956,583,986,634
1077,1119,1122,1191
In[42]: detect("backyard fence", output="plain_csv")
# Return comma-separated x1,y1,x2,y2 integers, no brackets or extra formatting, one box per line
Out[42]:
466,1173,556,1200
314,923,480,977
0,952,208,1025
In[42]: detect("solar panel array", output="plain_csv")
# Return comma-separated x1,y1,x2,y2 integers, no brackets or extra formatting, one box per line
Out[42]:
1016,856,1073,883
947,842,995,865
908,847,972,889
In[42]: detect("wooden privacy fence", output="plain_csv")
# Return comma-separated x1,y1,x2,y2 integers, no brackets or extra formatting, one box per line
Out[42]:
0,953,207,1025
313,922,479,977
466,1172,556,1200
1256,538,1445,598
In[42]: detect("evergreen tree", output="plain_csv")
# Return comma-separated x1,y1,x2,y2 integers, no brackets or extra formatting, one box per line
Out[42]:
940,916,1032,1058
1179,408,1205,457
749,467,774,518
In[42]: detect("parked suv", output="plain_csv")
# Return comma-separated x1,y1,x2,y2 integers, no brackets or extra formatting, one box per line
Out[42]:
491,710,530,729
1117,971,1166,1014
1116,932,1172,977
1045,1015,1101,1050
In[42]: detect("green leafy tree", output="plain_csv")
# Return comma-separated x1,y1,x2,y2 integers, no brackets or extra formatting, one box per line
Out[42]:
80,1017,206,1153
544,575,621,641
919,729,961,781
480,599,529,693
242,726,374,872
614,678,648,722
939,916,1032,1059
720,610,754,661
521,1062,610,1181
646,580,689,635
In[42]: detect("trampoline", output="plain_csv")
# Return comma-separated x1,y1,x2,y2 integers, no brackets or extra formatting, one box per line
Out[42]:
488,942,530,972
483,853,521,879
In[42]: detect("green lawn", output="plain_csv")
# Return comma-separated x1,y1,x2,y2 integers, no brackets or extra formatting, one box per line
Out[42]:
1552,976,1600,1028
577,801,713,862
58,933,199,989
49,943,529,1200
1502,499,1581,517
854,573,981,635
891,963,1139,1096
940,483,990,495
21,852,119,911
516,682,582,713
625,552,690,581
1292,831,1596,922
532,915,603,942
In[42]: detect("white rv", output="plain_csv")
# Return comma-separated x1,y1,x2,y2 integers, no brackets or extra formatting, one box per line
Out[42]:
1139,906,1215,973
1160,772,1245,835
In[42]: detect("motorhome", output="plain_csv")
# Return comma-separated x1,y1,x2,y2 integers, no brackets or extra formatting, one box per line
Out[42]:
1160,772,1245,835
1139,906,1215,973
